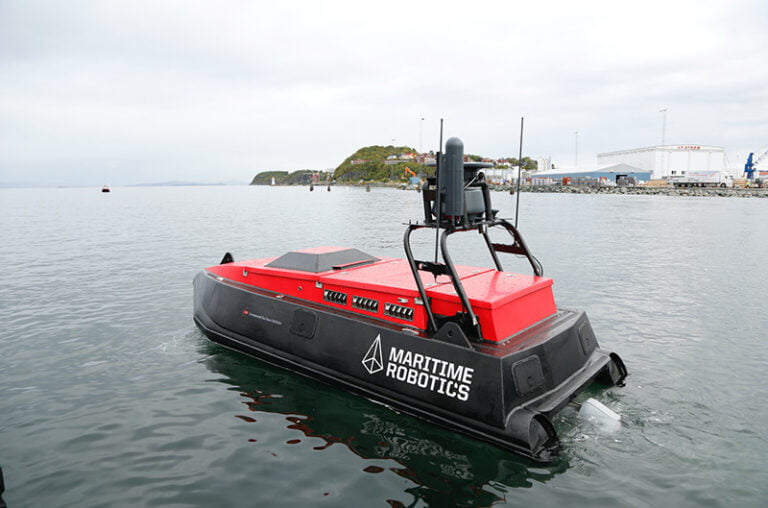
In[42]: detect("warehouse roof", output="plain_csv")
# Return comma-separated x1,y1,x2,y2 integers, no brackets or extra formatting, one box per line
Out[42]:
531,163,647,178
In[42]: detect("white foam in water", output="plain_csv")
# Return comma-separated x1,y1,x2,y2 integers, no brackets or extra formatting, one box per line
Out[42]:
579,398,622,432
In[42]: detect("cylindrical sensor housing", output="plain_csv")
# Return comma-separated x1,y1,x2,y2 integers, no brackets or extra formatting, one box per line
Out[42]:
442,137,464,217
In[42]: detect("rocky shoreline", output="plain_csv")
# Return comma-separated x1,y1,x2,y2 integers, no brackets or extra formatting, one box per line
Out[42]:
284,181,767,198
489,184,768,198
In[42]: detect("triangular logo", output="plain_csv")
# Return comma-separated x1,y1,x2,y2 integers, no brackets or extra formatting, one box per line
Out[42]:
362,334,384,374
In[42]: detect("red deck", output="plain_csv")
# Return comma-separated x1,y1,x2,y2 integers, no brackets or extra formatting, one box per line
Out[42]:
207,247,557,343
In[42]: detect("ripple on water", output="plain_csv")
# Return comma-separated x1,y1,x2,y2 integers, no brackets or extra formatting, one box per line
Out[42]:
2,187,767,507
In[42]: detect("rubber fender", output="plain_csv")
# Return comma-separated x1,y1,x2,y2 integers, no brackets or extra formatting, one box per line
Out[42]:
529,413,560,460
506,409,560,461
597,352,628,387
0,466,6,508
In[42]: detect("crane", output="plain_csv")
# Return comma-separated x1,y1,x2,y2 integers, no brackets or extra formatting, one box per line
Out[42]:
744,148,768,180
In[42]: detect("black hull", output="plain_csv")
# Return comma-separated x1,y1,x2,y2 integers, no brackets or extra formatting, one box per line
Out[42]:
193,270,626,462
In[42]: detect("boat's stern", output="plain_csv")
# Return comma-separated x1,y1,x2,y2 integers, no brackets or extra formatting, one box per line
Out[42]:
486,309,627,460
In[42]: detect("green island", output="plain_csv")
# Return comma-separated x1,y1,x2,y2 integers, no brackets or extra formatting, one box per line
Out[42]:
250,145,536,185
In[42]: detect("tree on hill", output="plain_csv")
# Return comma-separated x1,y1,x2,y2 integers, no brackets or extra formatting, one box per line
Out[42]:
250,171,288,185
250,169,329,185
250,145,538,185
521,157,538,170
334,145,431,182
497,156,538,170
281,170,319,185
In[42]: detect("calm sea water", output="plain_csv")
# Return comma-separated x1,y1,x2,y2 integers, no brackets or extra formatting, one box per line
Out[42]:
1,186,766,507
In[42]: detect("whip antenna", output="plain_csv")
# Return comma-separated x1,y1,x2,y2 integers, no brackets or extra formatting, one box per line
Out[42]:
434,118,444,262
514,117,524,228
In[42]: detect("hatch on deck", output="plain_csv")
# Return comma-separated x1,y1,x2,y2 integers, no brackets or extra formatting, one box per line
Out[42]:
265,247,379,273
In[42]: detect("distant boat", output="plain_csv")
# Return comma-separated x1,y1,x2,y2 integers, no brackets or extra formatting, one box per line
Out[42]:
101,185,110,193
271,177,276,186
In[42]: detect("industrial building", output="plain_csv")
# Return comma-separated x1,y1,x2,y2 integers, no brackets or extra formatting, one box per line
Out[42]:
597,145,726,180
530,163,651,185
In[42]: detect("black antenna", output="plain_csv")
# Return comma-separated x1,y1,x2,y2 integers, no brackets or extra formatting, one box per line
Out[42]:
434,118,444,263
515,117,524,228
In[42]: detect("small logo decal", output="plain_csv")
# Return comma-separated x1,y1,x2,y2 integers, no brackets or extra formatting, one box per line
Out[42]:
362,334,384,374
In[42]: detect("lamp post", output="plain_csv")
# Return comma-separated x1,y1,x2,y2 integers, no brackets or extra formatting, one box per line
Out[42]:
659,108,668,179
574,131,579,169
419,117,424,155
390,139,396,181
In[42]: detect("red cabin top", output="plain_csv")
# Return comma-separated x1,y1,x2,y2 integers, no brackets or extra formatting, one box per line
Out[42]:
206,247,556,343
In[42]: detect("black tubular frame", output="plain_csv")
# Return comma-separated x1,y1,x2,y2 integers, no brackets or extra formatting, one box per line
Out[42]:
408,160,546,340
404,217,542,339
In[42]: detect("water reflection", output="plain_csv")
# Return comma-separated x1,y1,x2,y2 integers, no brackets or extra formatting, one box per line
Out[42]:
200,341,567,507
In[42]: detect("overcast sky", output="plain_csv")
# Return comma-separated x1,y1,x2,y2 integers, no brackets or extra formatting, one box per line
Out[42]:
1,0,767,185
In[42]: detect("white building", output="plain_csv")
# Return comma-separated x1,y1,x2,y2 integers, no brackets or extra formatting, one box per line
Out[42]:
536,157,552,172
597,145,726,180
483,167,520,184
530,163,651,184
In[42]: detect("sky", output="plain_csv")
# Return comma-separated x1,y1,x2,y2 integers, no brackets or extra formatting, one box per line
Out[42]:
1,0,767,186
